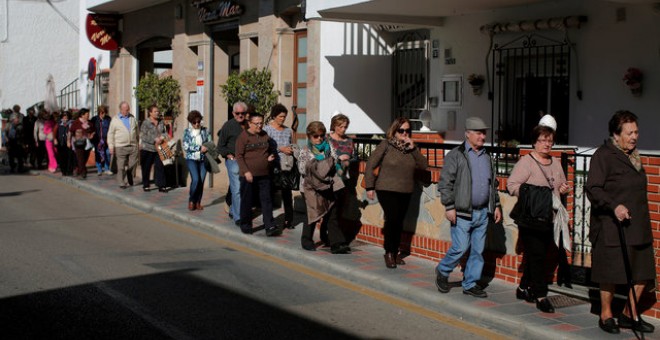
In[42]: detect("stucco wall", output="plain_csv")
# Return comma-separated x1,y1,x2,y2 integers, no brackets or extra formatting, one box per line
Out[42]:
429,0,660,149
318,21,393,134
0,0,79,110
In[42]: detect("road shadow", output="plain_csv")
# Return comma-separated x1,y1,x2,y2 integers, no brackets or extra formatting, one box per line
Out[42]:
0,269,359,340
0,189,40,197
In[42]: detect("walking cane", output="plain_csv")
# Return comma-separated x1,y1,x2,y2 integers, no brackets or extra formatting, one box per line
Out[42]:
617,219,645,340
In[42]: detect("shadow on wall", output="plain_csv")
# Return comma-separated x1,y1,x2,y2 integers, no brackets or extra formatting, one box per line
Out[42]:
326,55,392,132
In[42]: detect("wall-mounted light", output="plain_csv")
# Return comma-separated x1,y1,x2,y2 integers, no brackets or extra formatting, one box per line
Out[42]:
175,4,183,20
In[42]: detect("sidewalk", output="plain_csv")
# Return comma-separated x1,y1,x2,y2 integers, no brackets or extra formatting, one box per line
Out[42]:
37,169,660,340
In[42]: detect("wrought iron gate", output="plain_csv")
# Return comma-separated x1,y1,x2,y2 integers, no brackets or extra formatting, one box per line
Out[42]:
393,33,429,125
491,33,571,145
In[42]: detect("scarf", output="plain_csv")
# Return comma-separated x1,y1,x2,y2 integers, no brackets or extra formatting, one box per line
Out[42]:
311,140,330,160
387,138,413,153
610,137,642,172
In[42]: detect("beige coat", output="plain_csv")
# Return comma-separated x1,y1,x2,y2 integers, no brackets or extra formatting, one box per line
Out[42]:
107,114,138,150
299,148,344,224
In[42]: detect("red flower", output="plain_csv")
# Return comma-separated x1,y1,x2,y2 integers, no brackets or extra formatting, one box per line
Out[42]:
623,67,643,88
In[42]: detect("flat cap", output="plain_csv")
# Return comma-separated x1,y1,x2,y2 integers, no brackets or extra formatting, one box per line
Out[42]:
465,117,489,130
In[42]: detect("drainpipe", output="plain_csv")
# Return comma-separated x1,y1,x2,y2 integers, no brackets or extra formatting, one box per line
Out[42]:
1,0,8,42
207,37,215,187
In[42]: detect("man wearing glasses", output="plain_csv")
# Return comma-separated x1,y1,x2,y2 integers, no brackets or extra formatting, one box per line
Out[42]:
217,102,248,225
435,117,502,298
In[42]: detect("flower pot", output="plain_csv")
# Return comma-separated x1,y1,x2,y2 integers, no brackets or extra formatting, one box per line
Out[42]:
470,84,483,96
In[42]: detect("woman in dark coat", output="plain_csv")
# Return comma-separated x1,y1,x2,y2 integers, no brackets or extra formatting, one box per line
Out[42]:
586,110,655,334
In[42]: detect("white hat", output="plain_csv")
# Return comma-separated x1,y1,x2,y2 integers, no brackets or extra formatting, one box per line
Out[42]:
539,114,557,131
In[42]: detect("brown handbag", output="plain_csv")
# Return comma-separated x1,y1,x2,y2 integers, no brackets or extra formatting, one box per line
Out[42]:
359,166,379,189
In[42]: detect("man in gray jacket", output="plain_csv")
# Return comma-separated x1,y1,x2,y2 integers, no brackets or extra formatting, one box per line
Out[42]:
435,117,502,298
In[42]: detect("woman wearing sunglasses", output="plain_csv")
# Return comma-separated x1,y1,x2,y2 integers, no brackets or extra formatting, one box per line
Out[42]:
363,117,428,268
297,121,349,254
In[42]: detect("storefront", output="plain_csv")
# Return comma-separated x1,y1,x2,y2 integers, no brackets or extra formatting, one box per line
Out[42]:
86,0,311,142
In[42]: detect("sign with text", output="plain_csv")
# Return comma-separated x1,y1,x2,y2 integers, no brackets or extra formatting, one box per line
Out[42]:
191,0,244,24
85,14,120,51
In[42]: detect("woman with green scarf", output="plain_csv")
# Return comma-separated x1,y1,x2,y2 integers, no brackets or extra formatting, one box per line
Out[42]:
297,121,349,254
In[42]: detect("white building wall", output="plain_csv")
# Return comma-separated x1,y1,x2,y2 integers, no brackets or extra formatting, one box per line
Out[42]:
319,21,392,134
429,0,660,149
0,0,79,111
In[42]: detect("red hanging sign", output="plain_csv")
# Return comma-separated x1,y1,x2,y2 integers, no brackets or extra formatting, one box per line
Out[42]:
86,14,120,51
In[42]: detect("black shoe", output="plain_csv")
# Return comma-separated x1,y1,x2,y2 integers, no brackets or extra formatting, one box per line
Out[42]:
158,187,168,193
536,298,555,313
435,272,449,293
241,227,253,234
599,318,620,334
120,185,128,189
283,221,295,229
331,244,351,254
234,220,241,227
301,240,316,251
143,187,150,192
619,313,655,333
463,286,488,298
265,226,282,237
516,287,535,303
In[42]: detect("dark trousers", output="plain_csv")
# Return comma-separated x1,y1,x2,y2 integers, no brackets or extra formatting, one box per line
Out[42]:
519,228,553,298
319,192,345,247
74,147,90,177
36,140,46,168
7,142,26,172
377,190,412,253
275,188,294,224
140,150,166,189
240,176,274,229
57,145,74,175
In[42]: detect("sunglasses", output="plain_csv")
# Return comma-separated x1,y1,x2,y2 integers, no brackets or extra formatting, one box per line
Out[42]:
397,128,412,134
192,120,201,124
250,122,264,126
234,111,246,116
310,134,324,139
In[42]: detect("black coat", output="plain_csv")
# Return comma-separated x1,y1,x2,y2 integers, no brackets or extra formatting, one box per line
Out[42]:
586,140,652,247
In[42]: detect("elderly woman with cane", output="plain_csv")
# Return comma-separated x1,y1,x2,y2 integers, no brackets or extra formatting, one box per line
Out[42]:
586,110,655,334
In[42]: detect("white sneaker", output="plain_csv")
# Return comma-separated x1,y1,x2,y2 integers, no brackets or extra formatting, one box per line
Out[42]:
97,172,103,176
104,170,114,175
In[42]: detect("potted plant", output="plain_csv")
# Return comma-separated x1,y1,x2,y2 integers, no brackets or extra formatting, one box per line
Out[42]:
134,73,182,121
467,74,485,95
623,67,643,97
220,68,280,115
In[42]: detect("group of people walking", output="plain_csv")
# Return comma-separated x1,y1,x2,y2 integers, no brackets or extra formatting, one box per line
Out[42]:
5,101,655,333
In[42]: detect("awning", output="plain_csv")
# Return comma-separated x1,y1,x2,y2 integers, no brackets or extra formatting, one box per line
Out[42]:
87,0,169,14
304,0,548,27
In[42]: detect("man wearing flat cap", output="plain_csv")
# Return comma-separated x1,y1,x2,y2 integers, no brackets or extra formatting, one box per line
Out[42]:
435,116,502,298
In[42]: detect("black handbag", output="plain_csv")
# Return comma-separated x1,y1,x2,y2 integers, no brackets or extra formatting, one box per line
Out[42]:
271,162,300,191
485,218,507,254
510,183,553,230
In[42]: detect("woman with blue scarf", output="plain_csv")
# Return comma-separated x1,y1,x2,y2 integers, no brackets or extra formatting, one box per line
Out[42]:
297,121,349,254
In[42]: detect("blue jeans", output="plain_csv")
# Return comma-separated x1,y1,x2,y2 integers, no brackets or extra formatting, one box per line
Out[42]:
437,208,489,290
95,146,111,173
225,159,241,222
186,159,207,204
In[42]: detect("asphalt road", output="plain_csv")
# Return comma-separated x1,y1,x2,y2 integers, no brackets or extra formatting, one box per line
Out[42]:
0,172,501,339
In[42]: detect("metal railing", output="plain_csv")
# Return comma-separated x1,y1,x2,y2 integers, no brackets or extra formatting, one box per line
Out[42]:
354,137,598,282
353,137,521,175
58,79,79,110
